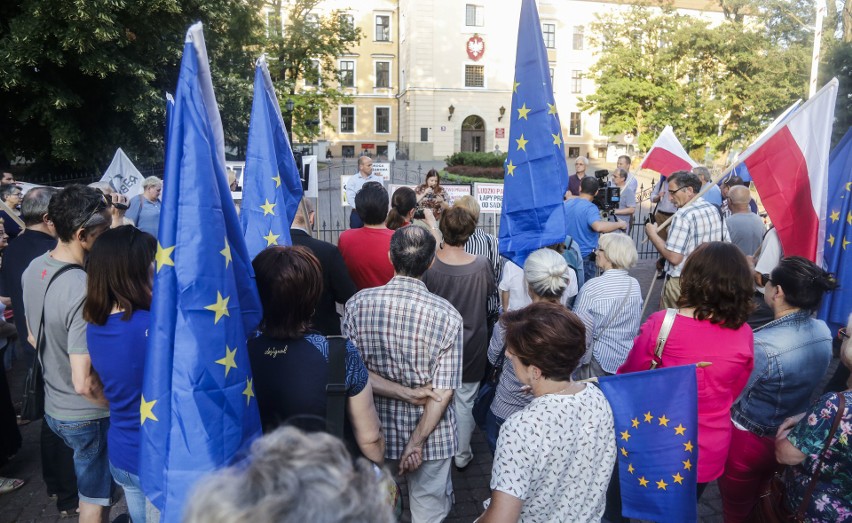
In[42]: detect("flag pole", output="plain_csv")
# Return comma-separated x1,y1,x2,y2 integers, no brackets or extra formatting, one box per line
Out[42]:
647,163,737,236
577,362,713,383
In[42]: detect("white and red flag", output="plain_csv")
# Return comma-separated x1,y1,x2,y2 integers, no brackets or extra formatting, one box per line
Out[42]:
738,79,837,262
640,126,698,176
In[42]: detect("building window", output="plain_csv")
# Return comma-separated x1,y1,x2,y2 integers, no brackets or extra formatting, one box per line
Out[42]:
569,112,582,136
597,147,607,159
568,146,580,158
465,65,485,88
306,13,319,26
573,26,584,50
549,66,555,86
421,127,429,142
571,70,582,94
304,59,320,87
465,5,484,26
375,15,390,41
340,107,355,133
375,107,390,134
342,145,355,158
543,23,556,48
339,60,355,88
375,61,390,88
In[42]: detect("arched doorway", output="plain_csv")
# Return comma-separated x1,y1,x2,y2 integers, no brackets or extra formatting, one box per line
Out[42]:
461,115,485,152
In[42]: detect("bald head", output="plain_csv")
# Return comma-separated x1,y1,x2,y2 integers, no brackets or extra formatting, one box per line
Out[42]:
728,185,751,213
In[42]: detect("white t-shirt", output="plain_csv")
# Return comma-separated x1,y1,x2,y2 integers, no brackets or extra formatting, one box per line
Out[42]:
498,261,578,311
754,228,782,295
487,385,616,522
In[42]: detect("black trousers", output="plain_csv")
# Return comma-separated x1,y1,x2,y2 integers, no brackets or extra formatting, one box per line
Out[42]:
41,419,79,511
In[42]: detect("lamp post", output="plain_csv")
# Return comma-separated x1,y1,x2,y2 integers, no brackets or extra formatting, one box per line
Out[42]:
285,98,295,145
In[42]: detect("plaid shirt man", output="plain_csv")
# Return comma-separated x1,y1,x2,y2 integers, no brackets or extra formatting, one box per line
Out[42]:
665,197,729,277
343,275,463,461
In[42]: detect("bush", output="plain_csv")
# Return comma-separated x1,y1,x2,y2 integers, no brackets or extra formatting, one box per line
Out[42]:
445,164,505,179
445,151,508,168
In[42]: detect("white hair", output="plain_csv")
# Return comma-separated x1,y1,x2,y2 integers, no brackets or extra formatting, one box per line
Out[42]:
143,176,163,189
598,233,638,270
524,248,570,299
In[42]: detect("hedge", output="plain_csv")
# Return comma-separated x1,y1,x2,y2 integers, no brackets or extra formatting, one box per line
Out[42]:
445,151,508,168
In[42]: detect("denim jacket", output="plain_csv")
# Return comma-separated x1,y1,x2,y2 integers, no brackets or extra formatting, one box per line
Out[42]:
731,311,832,437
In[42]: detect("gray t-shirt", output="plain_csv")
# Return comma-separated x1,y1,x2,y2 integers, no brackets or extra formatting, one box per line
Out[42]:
23,253,108,421
422,255,496,383
727,212,765,256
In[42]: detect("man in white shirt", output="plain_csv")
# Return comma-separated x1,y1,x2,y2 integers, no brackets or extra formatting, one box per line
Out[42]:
345,156,384,229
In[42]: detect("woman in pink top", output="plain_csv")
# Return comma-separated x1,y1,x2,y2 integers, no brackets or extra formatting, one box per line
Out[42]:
618,242,754,496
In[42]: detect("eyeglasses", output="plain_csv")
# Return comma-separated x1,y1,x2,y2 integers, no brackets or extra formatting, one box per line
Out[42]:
761,273,772,286
596,247,606,253
75,194,110,231
668,186,688,196
839,328,849,340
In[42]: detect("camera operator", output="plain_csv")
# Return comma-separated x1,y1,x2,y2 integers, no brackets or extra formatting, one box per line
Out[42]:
564,177,628,285
610,168,636,226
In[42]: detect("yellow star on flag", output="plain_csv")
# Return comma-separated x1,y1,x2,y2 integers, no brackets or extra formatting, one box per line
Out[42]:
638,476,649,487
513,80,520,93
272,175,281,188
620,430,631,442
155,243,175,273
140,394,158,425
847,182,851,191
506,160,517,176
847,211,852,226
552,133,562,148
242,378,255,405
658,414,670,426
656,479,668,490
631,418,640,428
831,210,841,222
547,103,558,115
214,346,238,377
260,199,277,216
682,458,692,470
683,440,694,452
828,234,836,247
220,238,232,268
844,236,851,250
517,103,531,120
516,134,529,151
674,423,686,436
620,447,628,457
204,292,230,324
672,472,684,484
627,463,635,474
643,411,653,423
263,230,280,247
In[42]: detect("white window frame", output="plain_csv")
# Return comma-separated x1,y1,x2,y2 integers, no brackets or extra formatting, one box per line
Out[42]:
573,25,585,50
373,60,392,89
542,22,556,48
462,63,486,89
571,70,582,94
375,12,392,42
338,59,356,88
569,112,582,136
465,4,484,27
375,106,391,134
339,106,356,134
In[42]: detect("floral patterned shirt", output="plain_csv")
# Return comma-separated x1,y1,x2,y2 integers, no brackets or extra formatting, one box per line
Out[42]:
785,391,852,522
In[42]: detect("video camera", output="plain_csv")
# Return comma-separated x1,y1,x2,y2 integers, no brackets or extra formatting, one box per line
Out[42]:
591,169,620,215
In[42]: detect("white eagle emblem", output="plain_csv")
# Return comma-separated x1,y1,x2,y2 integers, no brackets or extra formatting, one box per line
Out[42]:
467,35,485,61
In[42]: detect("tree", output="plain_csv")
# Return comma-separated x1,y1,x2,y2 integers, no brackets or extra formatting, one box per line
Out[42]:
0,0,264,173
264,0,362,142
580,4,809,158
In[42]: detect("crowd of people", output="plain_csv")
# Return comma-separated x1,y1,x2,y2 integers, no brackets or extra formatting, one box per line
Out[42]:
0,155,849,523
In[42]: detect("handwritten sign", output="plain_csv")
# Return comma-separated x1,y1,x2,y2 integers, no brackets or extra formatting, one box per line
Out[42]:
474,182,504,214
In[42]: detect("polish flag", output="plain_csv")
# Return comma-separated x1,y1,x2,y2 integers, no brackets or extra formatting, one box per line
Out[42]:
739,79,837,262
640,126,698,176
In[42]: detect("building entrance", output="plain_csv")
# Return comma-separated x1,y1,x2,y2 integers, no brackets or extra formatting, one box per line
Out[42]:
461,115,485,152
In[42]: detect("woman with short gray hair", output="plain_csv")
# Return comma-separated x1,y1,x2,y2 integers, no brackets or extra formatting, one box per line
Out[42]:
184,427,395,523
126,176,163,238
573,233,642,379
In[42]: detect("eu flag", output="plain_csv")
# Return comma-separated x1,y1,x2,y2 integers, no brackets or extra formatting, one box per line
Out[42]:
241,55,304,258
498,0,569,268
139,23,263,522
598,365,699,523
818,127,852,330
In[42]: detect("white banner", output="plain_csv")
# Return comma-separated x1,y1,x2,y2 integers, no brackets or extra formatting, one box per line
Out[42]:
372,162,391,181
474,182,504,214
101,148,144,199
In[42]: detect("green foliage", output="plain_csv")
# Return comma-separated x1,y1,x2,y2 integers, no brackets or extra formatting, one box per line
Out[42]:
445,151,508,168
440,171,504,185
264,0,362,142
825,42,852,146
0,0,265,172
580,3,809,157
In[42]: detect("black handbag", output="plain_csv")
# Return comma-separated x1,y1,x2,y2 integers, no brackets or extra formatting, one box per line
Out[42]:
19,263,84,421
472,342,506,430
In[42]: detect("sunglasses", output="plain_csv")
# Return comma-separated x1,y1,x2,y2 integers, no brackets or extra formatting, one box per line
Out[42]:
75,194,110,231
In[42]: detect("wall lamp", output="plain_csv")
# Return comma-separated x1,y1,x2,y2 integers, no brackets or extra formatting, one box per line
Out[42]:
448,104,455,121
498,106,506,121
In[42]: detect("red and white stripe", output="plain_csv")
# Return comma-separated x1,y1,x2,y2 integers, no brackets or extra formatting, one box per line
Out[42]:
640,126,698,176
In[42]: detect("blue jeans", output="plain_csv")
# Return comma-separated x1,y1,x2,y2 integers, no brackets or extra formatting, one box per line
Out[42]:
485,409,505,455
45,415,115,506
110,462,145,523
582,255,598,285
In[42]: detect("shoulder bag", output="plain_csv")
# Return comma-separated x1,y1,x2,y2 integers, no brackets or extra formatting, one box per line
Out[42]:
751,392,847,523
472,341,507,430
20,263,85,421
649,308,677,370
324,335,348,440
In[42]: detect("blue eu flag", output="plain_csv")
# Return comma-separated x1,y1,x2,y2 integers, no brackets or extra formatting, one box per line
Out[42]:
598,365,699,523
139,23,263,522
498,0,569,268
241,55,304,258
818,127,852,330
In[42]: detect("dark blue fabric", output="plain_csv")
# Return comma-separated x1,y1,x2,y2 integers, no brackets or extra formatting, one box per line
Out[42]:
87,311,149,475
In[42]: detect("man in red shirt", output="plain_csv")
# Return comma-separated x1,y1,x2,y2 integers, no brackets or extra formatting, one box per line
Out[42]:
339,182,395,289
